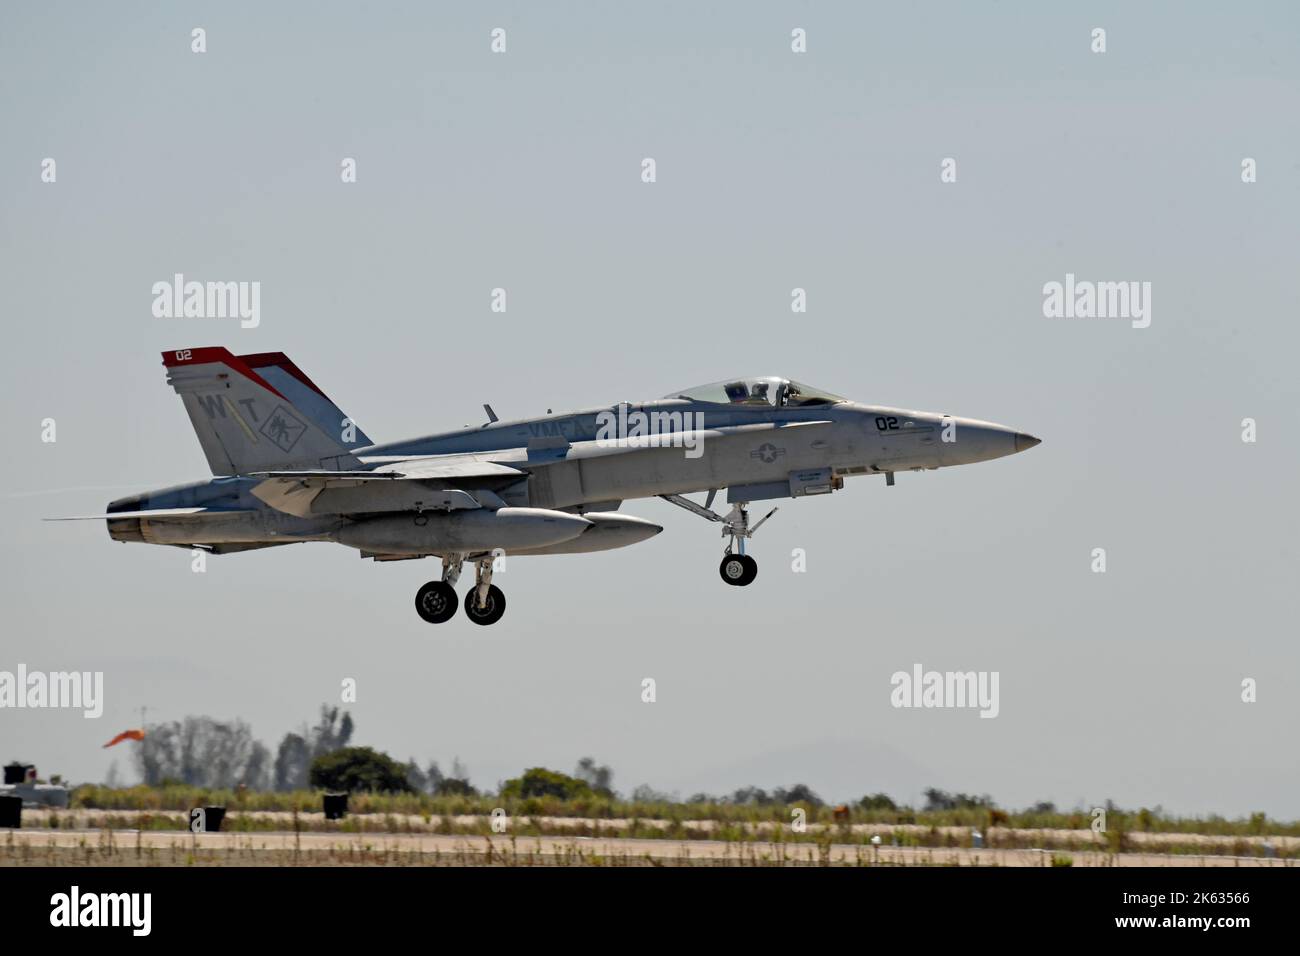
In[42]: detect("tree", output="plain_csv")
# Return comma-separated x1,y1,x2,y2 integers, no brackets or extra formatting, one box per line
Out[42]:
923,788,994,811
310,707,354,754
273,733,311,791
726,783,822,807
631,784,676,803
309,747,413,793
415,758,477,796
243,741,272,791
574,757,614,796
858,792,897,811
500,768,592,800
406,759,428,794
134,716,261,789
436,777,477,797
273,706,355,791
773,784,823,807
439,758,476,795
129,705,352,792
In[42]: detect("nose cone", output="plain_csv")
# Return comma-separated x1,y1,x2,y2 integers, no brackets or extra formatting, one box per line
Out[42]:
1014,432,1042,453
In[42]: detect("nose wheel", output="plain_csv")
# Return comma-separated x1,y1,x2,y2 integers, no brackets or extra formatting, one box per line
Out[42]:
719,553,758,586
659,493,777,589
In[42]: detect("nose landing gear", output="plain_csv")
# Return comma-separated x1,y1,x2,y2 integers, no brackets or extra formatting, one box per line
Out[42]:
660,493,777,588
719,552,758,587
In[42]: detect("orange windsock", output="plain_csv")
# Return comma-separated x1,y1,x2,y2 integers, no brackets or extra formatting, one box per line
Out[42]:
102,729,146,748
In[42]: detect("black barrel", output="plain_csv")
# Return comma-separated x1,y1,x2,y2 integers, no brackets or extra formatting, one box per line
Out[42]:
0,795,21,828
190,805,226,832
323,793,349,820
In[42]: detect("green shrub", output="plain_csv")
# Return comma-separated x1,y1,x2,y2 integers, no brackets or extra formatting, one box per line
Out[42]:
308,747,413,794
500,768,593,801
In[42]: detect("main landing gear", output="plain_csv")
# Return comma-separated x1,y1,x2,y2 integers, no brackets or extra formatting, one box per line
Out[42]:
660,492,777,588
414,580,458,624
414,554,507,626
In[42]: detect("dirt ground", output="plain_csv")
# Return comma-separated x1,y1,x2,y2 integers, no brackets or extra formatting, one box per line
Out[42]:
2,826,1292,867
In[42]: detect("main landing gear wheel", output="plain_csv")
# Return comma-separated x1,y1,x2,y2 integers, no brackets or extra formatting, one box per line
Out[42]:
464,584,507,626
719,553,758,587
415,580,458,623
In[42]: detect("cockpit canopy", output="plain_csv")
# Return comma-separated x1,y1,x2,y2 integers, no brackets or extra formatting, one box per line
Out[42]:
663,377,847,408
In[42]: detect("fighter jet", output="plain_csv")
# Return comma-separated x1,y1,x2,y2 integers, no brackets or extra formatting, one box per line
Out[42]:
53,348,1040,625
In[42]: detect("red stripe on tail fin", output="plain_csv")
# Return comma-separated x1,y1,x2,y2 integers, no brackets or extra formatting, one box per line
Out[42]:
161,347,289,401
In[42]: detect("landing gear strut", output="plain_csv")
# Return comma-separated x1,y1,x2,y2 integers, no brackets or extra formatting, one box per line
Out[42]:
412,554,507,626
660,493,777,588
464,558,506,626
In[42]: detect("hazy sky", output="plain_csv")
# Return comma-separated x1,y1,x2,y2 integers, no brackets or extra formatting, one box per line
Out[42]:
2,2,1297,817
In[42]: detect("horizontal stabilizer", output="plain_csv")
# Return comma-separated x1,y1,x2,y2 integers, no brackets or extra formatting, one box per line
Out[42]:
45,508,255,521
247,470,407,480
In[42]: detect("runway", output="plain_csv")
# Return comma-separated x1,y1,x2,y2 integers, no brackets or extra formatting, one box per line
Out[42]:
3,827,1290,867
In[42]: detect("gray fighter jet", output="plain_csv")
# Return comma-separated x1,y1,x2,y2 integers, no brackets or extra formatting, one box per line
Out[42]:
54,348,1040,625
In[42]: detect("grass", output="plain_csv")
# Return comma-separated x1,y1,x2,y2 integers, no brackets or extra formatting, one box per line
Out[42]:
67,785,1300,840
23,810,1294,861
0,832,862,868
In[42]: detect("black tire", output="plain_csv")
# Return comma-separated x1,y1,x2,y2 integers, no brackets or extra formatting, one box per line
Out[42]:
464,584,507,625
415,581,458,624
719,554,758,587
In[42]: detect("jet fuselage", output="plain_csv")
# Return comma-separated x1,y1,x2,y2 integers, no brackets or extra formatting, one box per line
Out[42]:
107,397,1038,554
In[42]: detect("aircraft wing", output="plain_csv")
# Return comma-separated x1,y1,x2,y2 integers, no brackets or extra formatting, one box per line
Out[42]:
250,457,528,517
372,459,526,481
248,458,527,482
